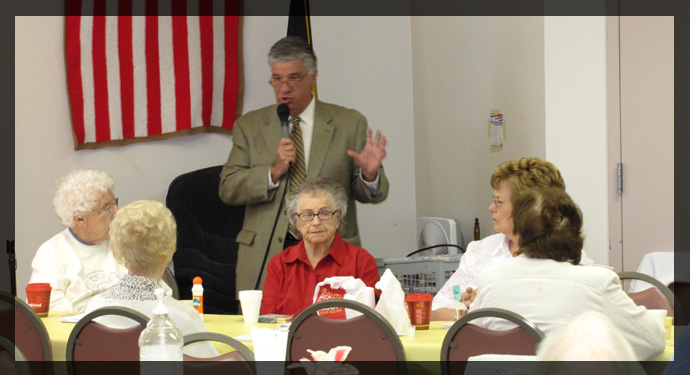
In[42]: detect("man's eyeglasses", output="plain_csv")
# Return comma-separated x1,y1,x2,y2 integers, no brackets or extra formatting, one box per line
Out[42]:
295,210,339,223
268,74,306,88
94,197,119,214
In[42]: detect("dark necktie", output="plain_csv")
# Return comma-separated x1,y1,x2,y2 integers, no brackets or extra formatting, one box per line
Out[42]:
287,116,307,239
289,116,307,192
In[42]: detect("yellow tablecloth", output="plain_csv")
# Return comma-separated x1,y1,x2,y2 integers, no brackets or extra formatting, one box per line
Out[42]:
41,311,675,369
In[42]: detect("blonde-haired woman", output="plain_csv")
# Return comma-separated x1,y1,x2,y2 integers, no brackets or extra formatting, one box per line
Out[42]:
85,200,216,357
431,157,594,321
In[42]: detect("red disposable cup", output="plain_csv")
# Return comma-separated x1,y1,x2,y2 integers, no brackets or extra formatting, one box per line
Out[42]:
405,293,433,330
26,283,52,316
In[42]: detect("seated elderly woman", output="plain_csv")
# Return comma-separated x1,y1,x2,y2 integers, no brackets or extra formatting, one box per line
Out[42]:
85,200,216,357
431,157,594,321
29,170,127,313
260,177,380,315
470,187,665,360
535,311,645,374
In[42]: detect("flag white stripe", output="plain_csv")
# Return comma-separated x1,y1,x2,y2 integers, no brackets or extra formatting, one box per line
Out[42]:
80,16,96,143
132,16,148,138
105,16,123,141
187,16,203,128
106,0,119,17
158,16,177,134
210,16,225,126
81,0,94,16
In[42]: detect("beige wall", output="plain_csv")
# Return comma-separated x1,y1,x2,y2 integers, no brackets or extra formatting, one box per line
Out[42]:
545,16,609,264
411,16,546,246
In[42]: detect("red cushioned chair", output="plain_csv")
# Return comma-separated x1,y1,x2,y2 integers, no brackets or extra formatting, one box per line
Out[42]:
619,271,684,325
66,306,148,375
183,332,255,375
287,299,406,375
440,307,544,375
0,291,53,375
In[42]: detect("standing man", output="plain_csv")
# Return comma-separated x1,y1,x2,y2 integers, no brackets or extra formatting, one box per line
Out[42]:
219,36,389,294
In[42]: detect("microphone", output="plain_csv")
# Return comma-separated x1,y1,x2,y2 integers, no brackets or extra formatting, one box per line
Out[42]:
277,103,290,138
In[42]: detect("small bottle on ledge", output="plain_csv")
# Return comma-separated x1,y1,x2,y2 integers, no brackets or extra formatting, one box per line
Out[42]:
474,218,480,241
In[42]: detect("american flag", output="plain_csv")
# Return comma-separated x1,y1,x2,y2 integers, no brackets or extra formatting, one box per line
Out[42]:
65,1,241,150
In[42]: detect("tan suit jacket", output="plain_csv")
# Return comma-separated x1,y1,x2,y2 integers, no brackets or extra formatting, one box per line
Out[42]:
219,100,389,294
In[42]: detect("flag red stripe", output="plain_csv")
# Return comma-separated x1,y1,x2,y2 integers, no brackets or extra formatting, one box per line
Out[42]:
92,13,111,143
145,14,162,136
66,0,82,17
65,16,85,145
200,16,214,126
118,0,132,15
222,14,239,130
172,16,192,131
118,16,135,139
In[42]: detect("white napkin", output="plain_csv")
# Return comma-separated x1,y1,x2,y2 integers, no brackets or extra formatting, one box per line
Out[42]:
251,327,288,361
374,269,411,335
60,313,86,323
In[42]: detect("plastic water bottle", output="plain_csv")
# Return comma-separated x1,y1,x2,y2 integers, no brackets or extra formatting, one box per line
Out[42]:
192,276,204,319
139,288,183,375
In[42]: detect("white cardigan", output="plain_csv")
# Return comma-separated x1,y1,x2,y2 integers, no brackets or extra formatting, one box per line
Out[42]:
471,255,665,360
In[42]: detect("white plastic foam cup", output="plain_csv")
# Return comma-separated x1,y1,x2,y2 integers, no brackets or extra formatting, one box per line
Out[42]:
648,309,668,331
239,290,263,324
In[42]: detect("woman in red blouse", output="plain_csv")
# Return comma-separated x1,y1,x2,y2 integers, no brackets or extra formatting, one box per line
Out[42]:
260,177,380,316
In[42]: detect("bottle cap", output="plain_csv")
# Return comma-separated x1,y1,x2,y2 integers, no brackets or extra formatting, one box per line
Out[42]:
152,288,169,315
193,276,203,285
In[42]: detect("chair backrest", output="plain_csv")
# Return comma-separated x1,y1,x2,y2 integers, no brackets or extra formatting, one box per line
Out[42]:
182,332,256,375
619,271,684,325
287,299,406,374
163,266,180,299
0,291,53,375
66,306,148,374
440,308,545,375
0,336,31,375
166,165,246,314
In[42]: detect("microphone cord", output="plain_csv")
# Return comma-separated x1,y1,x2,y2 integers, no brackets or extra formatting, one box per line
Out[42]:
254,171,290,290
405,243,465,258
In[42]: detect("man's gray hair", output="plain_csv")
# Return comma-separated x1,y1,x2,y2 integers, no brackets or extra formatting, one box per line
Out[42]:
268,36,317,74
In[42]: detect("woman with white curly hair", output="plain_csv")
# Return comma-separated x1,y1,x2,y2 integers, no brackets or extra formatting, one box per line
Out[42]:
28,169,125,313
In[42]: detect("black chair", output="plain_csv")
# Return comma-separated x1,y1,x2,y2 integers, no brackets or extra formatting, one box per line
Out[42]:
162,266,180,299
440,308,544,375
0,291,53,375
183,332,256,375
287,299,406,374
66,306,148,374
618,271,685,325
166,165,246,314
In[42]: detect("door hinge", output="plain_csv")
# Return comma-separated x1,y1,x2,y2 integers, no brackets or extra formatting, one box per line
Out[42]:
617,162,623,195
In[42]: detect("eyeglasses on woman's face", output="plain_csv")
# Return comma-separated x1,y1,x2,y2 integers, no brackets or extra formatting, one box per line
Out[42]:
295,210,339,223
93,197,119,214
